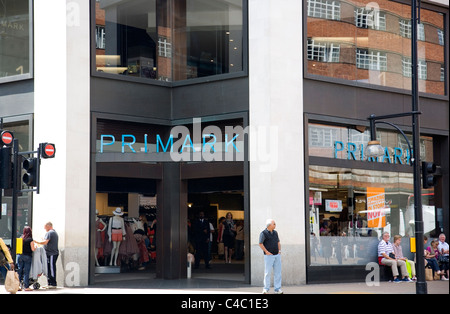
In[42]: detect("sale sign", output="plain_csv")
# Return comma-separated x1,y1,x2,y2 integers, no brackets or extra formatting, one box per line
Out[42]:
367,187,386,228
325,199,342,212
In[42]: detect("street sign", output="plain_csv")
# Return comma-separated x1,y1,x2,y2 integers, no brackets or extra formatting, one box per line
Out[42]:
41,143,56,158
1,131,14,146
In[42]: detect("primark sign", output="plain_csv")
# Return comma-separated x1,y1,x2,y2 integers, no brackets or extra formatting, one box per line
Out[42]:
98,118,278,172
334,141,411,165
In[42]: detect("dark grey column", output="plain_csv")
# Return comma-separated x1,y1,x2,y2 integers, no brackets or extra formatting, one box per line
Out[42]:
156,162,187,279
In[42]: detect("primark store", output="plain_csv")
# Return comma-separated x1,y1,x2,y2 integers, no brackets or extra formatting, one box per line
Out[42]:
0,0,448,287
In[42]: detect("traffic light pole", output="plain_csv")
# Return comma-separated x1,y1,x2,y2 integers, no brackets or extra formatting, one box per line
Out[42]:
411,0,427,295
11,139,19,263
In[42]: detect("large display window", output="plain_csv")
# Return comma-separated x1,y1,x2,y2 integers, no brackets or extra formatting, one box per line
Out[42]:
305,0,446,95
308,165,436,266
0,0,32,83
94,0,244,82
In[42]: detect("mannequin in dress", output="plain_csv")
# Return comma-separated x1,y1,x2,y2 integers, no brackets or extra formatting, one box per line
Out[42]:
95,210,107,266
107,208,126,266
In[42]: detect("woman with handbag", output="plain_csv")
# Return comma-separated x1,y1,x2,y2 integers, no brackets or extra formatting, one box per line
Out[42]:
424,240,442,279
17,226,36,291
0,237,15,280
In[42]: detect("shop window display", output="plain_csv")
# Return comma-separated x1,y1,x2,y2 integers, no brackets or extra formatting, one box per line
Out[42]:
95,193,157,271
308,166,436,266
94,0,244,82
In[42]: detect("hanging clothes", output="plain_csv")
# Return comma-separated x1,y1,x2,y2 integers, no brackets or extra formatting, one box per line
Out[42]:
29,247,47,280
119,223,139,259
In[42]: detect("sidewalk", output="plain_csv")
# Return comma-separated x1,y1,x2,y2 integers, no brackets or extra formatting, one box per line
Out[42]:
1,278,448,294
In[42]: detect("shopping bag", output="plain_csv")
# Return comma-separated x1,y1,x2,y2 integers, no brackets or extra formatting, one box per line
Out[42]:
425,268,434,281
4,270,20,294
405,259,412,278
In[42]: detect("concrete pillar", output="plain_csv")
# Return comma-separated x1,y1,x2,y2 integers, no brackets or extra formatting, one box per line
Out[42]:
33,0,90,287
249,0,306,286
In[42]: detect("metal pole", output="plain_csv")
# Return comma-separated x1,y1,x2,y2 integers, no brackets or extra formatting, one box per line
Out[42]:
411,0,427,295
11,139,19,264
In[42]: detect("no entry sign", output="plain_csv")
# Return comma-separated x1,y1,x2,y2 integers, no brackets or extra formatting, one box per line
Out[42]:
1,131,14,146
41,143,56,158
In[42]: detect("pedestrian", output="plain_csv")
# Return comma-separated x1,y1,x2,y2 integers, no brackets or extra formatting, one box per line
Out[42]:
222,212,236,264
0,237,15,280
193,211,211,269
259,219,282,294
35,222,59,288
235,220,244,260
17,226,36,291
437,233,449,280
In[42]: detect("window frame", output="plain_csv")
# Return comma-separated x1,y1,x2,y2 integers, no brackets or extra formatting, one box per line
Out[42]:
89,0,249,87
303,0,449,100
0,0,34,85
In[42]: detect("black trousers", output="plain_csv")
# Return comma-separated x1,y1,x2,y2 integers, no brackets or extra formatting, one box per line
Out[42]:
47,254,58,287
194,242,210,267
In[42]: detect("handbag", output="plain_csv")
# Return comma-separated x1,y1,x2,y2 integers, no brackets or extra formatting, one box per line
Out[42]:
4,270,20,294
438,255,449,263
425,267,434,281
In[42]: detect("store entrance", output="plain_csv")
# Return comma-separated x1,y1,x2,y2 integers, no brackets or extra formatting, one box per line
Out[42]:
187,176,245,282
94,175,159,279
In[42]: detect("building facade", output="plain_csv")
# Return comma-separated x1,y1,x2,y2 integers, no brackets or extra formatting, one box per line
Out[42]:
0,0,448,287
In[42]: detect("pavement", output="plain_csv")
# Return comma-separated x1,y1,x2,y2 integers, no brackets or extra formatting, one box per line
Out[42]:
1,276,448,295
1,260,448,295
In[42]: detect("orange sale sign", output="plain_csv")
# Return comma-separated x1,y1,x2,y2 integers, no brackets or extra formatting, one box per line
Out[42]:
367,187,386,228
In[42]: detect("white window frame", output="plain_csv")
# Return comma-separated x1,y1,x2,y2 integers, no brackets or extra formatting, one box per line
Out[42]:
158,37,172,58
307,0,340,20
400,19,425,41
402,57,427,80
355,8,386,30
437,29,444,46
307,39,340,63
96,25,106,49
356,49,387,71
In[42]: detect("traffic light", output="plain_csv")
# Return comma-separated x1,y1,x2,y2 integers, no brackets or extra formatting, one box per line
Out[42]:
422,161,437,189
0,147,12,189
23,157,39,187
40,143,56,159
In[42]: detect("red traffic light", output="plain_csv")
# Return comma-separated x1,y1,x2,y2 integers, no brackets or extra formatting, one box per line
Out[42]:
1,131,14,146
40,143,56,158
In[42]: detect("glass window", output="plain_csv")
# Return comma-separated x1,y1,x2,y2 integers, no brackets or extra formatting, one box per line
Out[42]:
308,166,436,266
0,120,30,246
308,123,433,164
0,0,31,81
95,0,244,82
306,0,446,96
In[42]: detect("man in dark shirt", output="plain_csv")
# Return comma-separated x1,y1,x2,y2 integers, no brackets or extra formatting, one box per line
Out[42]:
259,219,282,294
193,211,211,269
36,222,59,288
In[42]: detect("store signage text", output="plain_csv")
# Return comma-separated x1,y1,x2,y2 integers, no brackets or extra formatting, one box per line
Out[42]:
98,118,280,172
334,141,411,165
99,118,246,163
100,133,240,154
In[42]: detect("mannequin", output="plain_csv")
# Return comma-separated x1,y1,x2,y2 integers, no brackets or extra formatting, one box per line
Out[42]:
107,208,126,266
95,210,107,266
